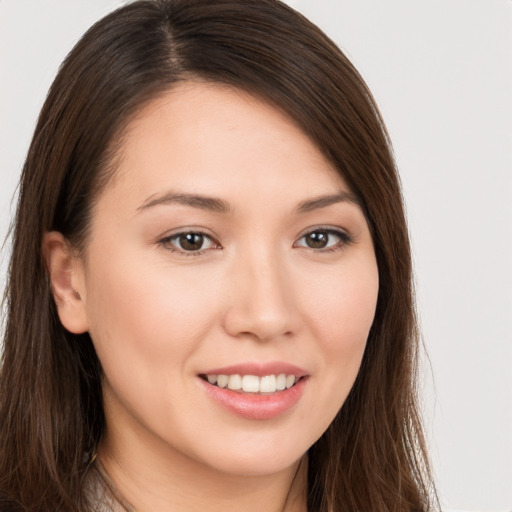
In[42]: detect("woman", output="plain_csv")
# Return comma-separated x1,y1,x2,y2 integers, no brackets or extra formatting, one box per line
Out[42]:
0,1,437,510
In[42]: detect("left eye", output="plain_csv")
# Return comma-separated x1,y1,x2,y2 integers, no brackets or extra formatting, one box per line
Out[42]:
295,229,348,250
163,232,217,252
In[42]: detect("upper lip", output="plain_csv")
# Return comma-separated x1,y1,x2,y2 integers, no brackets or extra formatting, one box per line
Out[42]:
199,362,308,377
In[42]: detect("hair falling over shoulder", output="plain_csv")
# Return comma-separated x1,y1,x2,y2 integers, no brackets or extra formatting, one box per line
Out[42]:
0,1,438,510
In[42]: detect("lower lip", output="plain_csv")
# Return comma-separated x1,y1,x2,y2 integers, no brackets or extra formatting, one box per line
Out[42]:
199,377,307,420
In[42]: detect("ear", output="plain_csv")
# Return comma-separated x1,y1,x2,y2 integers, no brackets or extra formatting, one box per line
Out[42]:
42,231,89,334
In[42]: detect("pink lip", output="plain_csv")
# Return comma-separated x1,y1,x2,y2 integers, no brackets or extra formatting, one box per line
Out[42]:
197,362,309,421
199,376,307,421
199,362,308,377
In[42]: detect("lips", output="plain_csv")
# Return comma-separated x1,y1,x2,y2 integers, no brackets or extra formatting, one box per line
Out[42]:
198,362,308,420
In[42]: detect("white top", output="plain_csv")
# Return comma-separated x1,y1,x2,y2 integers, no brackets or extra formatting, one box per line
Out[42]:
84,460,136,512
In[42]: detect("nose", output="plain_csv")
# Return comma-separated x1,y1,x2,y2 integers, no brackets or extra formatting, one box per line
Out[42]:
222,248,298,342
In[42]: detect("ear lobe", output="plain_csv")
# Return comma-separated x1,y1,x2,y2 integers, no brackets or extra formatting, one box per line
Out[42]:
42,231,89,334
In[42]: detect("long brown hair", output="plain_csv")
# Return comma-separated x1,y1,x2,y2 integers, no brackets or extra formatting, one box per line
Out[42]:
0,1,437,510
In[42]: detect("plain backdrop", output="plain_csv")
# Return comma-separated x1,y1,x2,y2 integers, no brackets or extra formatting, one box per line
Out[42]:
1,1,511,511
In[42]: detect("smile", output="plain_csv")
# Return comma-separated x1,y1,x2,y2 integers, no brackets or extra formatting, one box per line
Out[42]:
201,373,299,394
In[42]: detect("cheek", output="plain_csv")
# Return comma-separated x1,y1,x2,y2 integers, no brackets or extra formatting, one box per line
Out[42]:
82,250,229,437
300,256,378,403
82,248,222,382
305,260,378,348
279,256,379,448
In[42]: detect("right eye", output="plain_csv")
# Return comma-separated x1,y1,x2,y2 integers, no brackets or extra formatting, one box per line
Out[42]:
159,231,219,255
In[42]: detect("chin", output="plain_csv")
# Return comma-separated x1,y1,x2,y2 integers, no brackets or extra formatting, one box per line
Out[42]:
183,428,314,478
206,451,305,478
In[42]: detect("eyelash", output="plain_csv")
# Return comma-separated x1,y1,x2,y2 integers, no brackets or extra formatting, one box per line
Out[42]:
158,227,353,256
158,230,220,257
294,227,354,252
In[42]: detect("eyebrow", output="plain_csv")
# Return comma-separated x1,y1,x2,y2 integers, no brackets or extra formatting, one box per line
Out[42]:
295,192,360,213
137,190,360,215
137,192,231,214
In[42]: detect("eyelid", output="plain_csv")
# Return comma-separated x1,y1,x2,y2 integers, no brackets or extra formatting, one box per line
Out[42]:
293,226,354,250
158,228,221,256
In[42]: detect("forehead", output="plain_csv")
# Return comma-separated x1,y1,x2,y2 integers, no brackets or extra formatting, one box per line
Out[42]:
102,81,349,209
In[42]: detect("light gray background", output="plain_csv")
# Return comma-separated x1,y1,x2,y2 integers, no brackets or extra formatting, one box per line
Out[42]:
1,1,511,511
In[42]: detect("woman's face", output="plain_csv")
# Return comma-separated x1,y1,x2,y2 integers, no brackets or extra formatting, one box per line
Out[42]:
69,83,379,476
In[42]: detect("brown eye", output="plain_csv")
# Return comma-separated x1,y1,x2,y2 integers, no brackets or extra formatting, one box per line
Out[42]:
161,231,218,254
304,231,329,249
295,229,352,251
179,233,205,251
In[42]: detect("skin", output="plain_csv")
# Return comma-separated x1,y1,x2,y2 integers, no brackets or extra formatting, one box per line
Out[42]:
45,82,379,512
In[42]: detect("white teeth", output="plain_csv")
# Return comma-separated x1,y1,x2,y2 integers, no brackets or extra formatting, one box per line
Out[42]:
227,374,242,390
204,373,299,393
242,375,260,393
260,375,277,393
217,375,229,388
276,373,287,391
